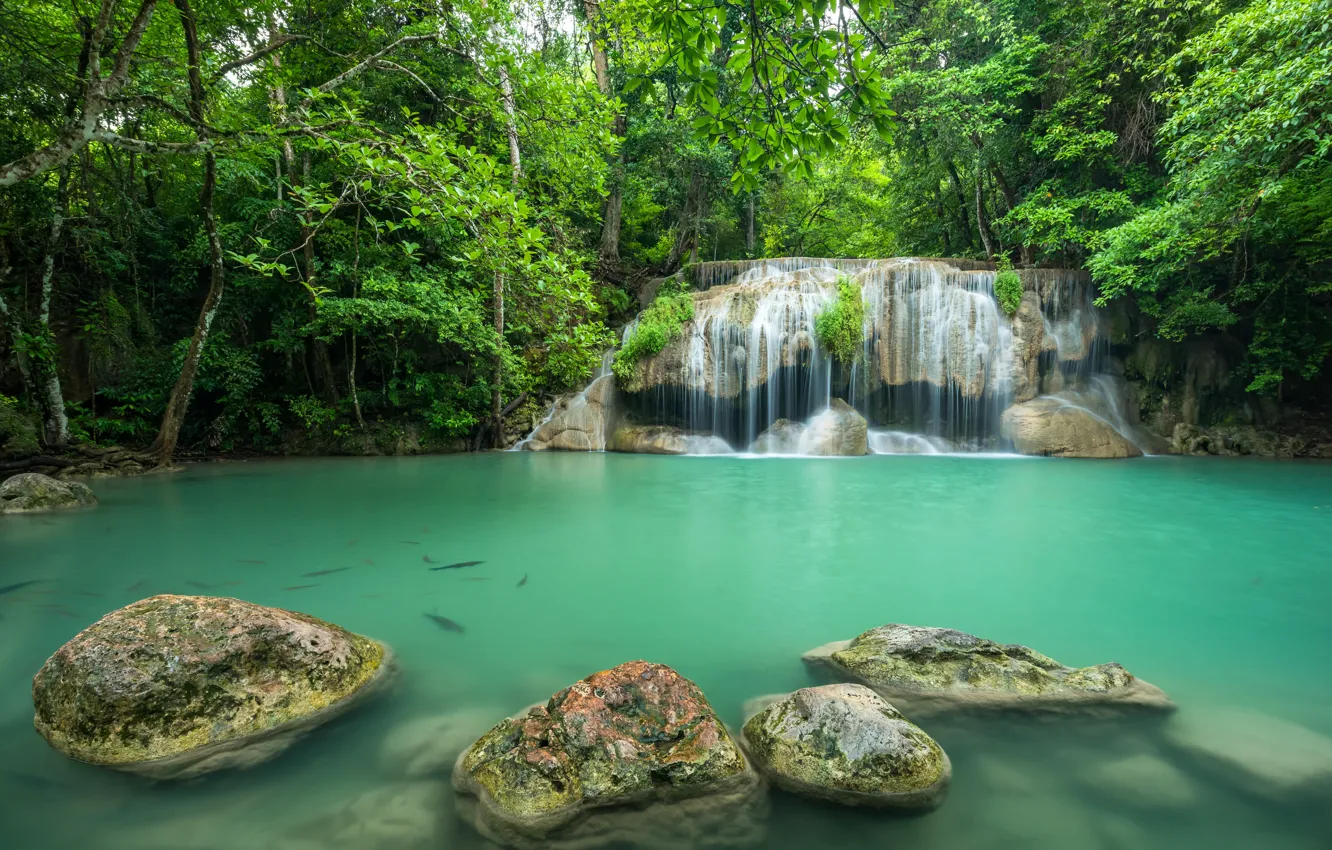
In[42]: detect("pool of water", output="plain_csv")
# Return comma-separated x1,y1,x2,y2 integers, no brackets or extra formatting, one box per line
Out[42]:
2,453,1330,849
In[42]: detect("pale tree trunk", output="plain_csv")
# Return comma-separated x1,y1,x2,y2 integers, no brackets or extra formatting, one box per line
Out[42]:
975,169,996,261
746,193,756,256
665,172,705,272
149,0,221,465
582,0,622,266
35,166,72,445
491,65,523,448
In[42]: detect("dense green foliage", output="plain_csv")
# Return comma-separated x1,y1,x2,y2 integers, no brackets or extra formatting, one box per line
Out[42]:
612,280,694,382
994,260,1022,317
815,275,865,364
1,0,1327,457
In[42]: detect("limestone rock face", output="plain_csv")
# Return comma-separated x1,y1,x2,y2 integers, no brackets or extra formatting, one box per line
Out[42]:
607,425,689,455
32,595,391,779
0,472,97,514
1163,708,1332,799
523,375,615,452
803,624,1172,716
1010,290,1045,404
741,684,949,810
1001,397,1143,458
752,400,867,456
453,661,765,850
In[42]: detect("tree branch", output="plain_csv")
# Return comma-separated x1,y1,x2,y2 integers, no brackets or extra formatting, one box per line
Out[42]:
211,33,309,81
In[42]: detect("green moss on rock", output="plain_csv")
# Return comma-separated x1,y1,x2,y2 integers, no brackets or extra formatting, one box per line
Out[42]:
32,595,388,775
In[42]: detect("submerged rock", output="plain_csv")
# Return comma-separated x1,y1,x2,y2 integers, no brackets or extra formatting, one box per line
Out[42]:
381,709,501,779
0,472,97,514
269,781,449,850
741,684,949,810
1083,753,1200,809
752,400,867,456
803,624,1172,716
453,661,766,850
1163,707,1332,799
32,595,392,779
1001,396,1143,458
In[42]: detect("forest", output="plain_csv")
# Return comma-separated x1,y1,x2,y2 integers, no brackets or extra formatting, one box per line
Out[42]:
1,0,1328,462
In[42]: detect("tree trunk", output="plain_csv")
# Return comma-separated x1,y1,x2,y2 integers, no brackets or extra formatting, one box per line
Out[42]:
746,192,756,255
665,172,705,272
149,0,222,466
946,161,974,249
491,64,523,449
582,0,622,266
35,166,72,445
974,166,996,261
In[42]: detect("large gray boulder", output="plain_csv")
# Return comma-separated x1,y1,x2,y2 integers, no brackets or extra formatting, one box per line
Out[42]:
33,594,393,779
607,425,688,454
0,472,97,514
1001,396,1142,458
741,684,949,810
803,624,1172,716
752,400,867,456
522,375,614,452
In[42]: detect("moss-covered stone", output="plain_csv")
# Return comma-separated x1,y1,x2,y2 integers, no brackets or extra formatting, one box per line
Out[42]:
453,661,765,850
1,472,96,514
741,685,949,810
804,624,1173,716
32,595,391,778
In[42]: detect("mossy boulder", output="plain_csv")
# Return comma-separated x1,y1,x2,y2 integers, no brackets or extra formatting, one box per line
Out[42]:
32,595,392,779
803,624,1172,716
453,661,766,850
741,684,949,810
1,472,97,514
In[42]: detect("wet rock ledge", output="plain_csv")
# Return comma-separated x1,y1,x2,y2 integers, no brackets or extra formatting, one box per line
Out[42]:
32,595,392,779
804,624,1173,716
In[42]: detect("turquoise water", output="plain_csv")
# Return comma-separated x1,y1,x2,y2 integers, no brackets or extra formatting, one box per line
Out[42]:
1,453,1331,849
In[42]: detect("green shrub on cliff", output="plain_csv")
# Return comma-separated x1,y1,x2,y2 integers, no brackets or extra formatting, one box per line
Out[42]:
994,259,1023,317
815,275,866,364
612,281,695,383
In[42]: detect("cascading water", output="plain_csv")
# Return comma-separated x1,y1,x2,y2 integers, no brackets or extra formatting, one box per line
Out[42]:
522,257,1147,456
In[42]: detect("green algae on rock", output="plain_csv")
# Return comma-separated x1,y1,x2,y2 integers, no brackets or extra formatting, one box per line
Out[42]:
803,624,1172,716
741,685,950,810
32,595,392,779
453,660,766,850
0,472,97,514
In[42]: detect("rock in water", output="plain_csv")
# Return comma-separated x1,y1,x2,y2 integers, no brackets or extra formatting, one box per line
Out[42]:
741,684,949,810
607,425,689,454
453,661,766,850
523,375,614,451
32,595,392,779
0,472,97,514
1001,396,1142,458
803,624,1172,716
1163,707,1332,800
752,399,867,456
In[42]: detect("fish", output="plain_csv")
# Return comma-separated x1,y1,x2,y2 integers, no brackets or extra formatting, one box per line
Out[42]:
303,567,350,577
517,574,528,587
362,559,376,566
73,591,104,597
1251,576,1264,586
424,613,464,633
347,538,359,546
361,594,382,598
0,580,43,596
423,555,437,564
400,540,420,545
237,559,267,565
428,560,484,571
281,584,318,591
125,579,147,592
56,610,78,618
35,604,68,609
422,526,431,533
463,578,491,582
185,581,219,589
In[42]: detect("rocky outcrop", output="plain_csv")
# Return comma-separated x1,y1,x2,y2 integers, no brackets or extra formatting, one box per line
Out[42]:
752,400,867,456
803,624,1172,716
1163,707,1332,800
522,375,615,452
453,661,765,850
1,472,97,514
607,424,688,454
1001,396,1143,458
32,595,392,779
1009,290,1045,404
741,685,949,810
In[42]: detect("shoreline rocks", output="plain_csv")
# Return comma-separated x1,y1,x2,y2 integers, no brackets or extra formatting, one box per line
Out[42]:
32,595,392,779
452,661,766,850
741,685,950,810
1,472,97,514
753,400,868,456
803,624,1172,716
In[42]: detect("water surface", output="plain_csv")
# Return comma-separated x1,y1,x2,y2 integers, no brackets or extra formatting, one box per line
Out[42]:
2,454,1330,849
